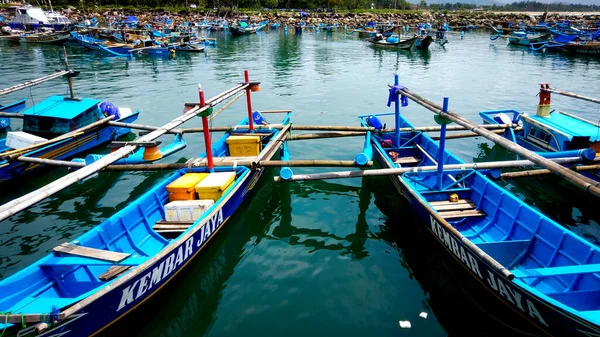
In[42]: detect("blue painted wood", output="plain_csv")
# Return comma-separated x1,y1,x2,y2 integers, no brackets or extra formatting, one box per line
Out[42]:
0,114,288,336
363,105,600,335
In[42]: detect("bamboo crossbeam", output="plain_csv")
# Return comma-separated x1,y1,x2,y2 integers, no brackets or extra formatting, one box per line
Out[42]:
501,164,600,179
431,128,523,140
101,159,370,171
259,109,292,114
0,82,249,223
0,70,71,97
0,112,24,119
289,132,366,140
545,87,600,105
113,122,517,136
1,116,114,161
397,87,600,197
16,157,86,168
274,157,593,182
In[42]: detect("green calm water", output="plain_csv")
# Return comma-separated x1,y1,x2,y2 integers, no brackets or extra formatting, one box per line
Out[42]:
1,30,600,336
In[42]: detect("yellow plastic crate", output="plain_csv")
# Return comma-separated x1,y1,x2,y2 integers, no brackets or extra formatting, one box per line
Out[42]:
226,135,262,156
166,173,209,202
195,172,236,201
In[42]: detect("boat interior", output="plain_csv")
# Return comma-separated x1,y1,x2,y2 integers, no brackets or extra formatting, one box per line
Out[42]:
0,119,282,324
363,112,600,324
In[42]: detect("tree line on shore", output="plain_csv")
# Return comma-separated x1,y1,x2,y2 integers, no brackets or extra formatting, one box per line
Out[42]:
30,0,600,12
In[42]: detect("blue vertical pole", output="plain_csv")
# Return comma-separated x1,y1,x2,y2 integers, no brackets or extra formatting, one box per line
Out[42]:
436,97,449,190
394,74,400,148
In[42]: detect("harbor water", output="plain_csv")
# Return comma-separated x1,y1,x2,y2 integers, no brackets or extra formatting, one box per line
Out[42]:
1,30,600,336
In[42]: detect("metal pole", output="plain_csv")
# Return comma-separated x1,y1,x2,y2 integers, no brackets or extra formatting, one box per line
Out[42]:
394,74,400,147
436,97,449,190
244,70,255,132
199,84,214,172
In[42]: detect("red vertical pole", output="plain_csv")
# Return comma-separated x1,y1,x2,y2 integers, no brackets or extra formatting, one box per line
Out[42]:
199,84,214,172
244,70,254,132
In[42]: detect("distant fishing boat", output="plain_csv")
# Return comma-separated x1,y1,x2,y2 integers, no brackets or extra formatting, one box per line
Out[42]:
508,31,551,46
18,30,71,44
414,35,433,50
7,5,49,31
230,21,265,36
358,79,600,336
489,25,550,47
0,80,292,337
367,35,417,50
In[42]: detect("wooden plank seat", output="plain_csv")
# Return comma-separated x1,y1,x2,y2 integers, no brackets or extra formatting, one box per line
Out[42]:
512,264,600,279
153,220,194,233
99,266,132,281
430,199,477,211
429,199,486,219
394,156,421,165
438,209,486,219
53,242,130,263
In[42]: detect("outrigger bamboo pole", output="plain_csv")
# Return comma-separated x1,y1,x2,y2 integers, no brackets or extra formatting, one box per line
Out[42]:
275,157,594,182
544,87,600,105
0,70,72,97
0,82,250,223
397,87,600,198
500,164,600,179
0,112,24,119
110,122,517,136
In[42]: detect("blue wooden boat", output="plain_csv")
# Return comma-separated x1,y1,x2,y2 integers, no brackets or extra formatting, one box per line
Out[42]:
414,35,433,51
0,95,139,183
359,80,600,336
0,99,26,129
0,110,291,336
480,94,600,181
70,32,133,56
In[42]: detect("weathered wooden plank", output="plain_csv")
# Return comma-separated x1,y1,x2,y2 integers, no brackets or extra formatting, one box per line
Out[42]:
394,156,421,165
429,199,471,206
438,209,486,219
53,243,130,263
433,202,476,211
99,265,131,281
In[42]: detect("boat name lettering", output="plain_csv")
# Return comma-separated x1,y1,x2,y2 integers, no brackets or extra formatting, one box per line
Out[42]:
116,237,195,311
429,216,548,327
197,209,224,247
486,270,548,326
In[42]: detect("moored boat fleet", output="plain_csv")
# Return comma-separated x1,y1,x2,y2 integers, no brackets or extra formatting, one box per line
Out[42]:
3,7,600,337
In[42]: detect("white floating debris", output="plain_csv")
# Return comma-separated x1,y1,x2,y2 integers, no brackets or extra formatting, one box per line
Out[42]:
419,312,428,319
399,320,412,329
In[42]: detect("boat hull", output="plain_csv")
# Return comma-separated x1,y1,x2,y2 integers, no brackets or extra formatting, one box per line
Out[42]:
19,31,70,44
369,131,600,337
2,160,271,337
368,37,417,50
0,113,138,183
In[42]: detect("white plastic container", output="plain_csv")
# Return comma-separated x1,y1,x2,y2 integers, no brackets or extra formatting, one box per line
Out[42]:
164,200,214,222
6,131,47,150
